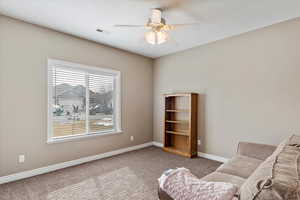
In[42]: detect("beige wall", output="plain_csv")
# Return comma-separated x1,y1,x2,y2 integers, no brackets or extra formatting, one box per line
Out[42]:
153,17,300,158
0,16,153,176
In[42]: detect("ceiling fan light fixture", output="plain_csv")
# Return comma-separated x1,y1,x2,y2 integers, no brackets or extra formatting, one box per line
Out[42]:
145,31,168,45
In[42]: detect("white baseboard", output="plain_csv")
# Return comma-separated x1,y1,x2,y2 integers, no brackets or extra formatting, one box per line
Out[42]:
152,141,163,148
152,141,229,163
197,152,229,163
0,142,153,184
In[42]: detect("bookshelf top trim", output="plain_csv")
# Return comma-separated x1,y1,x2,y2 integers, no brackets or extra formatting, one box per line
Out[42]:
164,93,197,97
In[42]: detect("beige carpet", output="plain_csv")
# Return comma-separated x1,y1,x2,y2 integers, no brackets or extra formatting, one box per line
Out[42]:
0,147,221,200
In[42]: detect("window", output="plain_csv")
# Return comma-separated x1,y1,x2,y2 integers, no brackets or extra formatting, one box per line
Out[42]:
47,59,121,143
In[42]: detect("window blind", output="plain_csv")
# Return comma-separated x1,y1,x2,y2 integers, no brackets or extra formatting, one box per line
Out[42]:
88,73,114,133
52,67,87,137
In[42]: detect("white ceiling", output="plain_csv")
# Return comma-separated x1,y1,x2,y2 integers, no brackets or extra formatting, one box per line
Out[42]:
0,0,300,58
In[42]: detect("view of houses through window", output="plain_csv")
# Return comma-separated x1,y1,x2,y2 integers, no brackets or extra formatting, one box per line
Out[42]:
50,65,116,139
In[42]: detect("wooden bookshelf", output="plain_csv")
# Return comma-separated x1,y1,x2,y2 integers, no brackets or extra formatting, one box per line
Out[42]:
163,93,198,158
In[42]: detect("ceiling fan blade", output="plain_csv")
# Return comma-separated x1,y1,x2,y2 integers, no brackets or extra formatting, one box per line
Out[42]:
114,25,146,28
134,0,209,20
160,0,193,11
163,22,200,30
96,28,110,34
129,0,192,11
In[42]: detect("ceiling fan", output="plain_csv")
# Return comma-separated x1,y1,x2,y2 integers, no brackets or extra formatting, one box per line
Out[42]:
113,8,199,45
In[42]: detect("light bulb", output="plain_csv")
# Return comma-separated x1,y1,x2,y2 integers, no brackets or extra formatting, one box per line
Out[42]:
145,31,168,45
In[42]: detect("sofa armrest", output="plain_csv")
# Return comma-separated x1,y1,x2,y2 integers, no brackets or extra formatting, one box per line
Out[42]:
237,142,277,161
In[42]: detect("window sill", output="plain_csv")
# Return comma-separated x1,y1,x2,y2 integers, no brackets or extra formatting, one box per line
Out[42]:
47,130,123,144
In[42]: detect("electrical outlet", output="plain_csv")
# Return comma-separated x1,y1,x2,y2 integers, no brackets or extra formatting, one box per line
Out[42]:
197,140,201,145
130,136,134,141
19,155,25,163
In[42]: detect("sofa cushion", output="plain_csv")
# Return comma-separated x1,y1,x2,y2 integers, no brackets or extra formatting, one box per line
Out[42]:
237,142,277,161
239,135,300,200
217,155,263,178
201,172,246,188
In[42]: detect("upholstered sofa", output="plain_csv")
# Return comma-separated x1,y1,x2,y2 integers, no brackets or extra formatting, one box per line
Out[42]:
158,135,300,200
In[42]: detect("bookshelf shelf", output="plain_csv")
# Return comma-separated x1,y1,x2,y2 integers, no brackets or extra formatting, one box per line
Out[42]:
165,130,189,136
166,109,190,113
165,120,189,124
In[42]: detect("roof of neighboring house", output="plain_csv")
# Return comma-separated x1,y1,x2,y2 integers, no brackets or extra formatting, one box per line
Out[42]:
54,84,111,102
55,84,90,98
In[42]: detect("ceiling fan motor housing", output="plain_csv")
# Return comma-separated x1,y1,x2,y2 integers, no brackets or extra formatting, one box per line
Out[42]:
151,8,162,24
147,9,167,32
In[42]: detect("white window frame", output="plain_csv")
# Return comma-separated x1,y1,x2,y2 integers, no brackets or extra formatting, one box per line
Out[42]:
47,59,122,144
